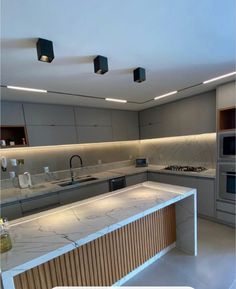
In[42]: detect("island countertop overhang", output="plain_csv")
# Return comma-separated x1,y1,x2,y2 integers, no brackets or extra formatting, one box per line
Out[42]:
1,181,197,280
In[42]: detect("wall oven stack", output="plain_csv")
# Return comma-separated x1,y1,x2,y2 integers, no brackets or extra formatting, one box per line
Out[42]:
217,131,236,202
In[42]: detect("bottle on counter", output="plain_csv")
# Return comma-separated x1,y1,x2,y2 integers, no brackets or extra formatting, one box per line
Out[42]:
0,217,12,253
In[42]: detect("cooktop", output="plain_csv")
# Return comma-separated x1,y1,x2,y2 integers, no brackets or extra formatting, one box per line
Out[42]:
164,165,207,172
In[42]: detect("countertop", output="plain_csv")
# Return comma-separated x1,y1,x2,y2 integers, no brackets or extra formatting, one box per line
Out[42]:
0,165,215,205
1,181,196,274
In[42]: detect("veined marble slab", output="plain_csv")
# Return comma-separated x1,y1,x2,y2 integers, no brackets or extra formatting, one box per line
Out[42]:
1,181,197,289
1,163,214,205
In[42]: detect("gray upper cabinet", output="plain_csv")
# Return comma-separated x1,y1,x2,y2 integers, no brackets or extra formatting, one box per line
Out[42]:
75,107,112,126
27,125,77,146
23,103,75,125
76,126,113,143
139,106,160,126
1,101,25,125
139,91,216,139
112,110,139,141
75,107,113,143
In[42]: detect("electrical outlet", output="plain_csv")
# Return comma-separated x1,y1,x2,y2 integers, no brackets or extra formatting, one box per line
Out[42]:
98,160,102,164
17,159,25,165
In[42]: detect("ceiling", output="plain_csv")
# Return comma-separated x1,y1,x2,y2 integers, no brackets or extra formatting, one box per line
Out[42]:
1,0,236,111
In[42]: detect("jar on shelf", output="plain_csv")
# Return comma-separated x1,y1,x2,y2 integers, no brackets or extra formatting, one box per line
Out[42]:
0,217,12,253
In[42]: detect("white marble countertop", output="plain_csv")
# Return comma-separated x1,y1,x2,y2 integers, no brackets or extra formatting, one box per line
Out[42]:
0,164,215,205
1,181,196,277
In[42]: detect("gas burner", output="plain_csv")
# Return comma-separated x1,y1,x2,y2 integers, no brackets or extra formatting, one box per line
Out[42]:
164,165,207,172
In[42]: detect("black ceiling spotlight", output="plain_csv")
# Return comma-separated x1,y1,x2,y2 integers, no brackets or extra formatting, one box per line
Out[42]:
133,67,146,83
36,38,54,63
94,55,108,74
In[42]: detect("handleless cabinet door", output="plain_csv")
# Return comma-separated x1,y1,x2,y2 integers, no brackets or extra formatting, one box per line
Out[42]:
75,107,112,126
20,193,60,215
1,202,22,220
197,178,215,217
27,125,77,146
126,173,147,186
75,107,112,143
59,181,109,205
139,106,159,127
23,103,75,125
148,172,215,218
76,126,113,143
112,110,139,141
1,101,25,125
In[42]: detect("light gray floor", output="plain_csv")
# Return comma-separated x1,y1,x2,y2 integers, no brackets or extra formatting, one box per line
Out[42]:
124,218,236,289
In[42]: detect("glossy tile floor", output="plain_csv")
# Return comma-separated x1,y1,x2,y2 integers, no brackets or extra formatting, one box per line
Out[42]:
124,218,236,289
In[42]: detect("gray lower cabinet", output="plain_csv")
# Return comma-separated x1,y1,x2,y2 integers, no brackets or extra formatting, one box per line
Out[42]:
59,181,109,205
216,201,235,226
20,193,60,216
126,173,147,186
1,202,23,220
148,172,215,218
216,211,235,225
27,125,77,146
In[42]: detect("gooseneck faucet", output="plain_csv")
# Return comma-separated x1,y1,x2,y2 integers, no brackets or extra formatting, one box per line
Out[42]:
69,155,83,183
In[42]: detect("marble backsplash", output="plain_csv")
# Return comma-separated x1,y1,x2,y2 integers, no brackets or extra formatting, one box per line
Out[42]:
0,141,139,180
0,133,216,181
140,133,216,168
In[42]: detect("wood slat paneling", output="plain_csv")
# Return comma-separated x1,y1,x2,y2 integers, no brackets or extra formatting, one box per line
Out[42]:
13,205,176,289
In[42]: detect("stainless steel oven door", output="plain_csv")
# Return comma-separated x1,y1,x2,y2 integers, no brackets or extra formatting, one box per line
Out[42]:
219,163,236,201
219,131,236,160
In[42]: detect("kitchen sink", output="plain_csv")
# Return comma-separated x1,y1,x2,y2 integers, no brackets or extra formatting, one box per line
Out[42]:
58,177,98,187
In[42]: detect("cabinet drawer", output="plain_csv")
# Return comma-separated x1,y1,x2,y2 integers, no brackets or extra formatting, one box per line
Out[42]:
21,194,60,214
126,173,147,186
217,201,235,214
1,202,22,220
59,181,109,205
216,211,236,225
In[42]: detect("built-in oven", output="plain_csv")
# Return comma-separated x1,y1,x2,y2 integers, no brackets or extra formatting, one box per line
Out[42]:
218,163,236,202
219,131,236,159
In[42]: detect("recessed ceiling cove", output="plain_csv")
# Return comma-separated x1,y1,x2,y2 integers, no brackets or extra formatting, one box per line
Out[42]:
1,0,236,110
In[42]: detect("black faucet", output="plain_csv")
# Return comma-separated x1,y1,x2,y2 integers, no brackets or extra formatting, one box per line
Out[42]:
69,155,83,183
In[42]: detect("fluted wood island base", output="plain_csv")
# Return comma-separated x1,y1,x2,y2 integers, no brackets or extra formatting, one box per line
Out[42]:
2,182,197,289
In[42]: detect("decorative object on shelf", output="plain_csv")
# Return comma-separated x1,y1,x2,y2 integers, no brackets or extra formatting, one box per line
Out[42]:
36,38,54,63
133,67,146,83
0,218,12,253
93,55,108,74
0,140,6,147
0,126,28,148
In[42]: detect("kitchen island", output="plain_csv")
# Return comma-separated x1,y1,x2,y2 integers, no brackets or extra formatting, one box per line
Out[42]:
1,181,197,289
